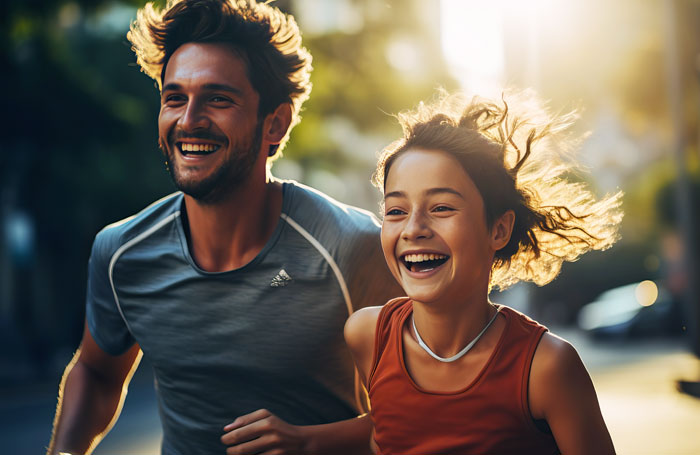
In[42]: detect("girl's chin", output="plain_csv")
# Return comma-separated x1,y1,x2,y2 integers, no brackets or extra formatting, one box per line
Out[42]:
403,288,445,305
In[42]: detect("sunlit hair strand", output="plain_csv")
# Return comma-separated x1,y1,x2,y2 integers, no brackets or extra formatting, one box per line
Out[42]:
373,90,623,291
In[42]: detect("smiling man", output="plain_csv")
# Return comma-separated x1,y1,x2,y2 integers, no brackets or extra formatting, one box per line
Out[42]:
47,1,401,454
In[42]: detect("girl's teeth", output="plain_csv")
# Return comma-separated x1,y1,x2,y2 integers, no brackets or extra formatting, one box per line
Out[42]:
404,253,447,263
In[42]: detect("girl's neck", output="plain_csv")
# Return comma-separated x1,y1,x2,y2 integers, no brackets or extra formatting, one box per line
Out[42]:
411,291,496,360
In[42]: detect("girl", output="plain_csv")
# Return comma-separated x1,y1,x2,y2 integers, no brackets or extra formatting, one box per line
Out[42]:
345,92,622,455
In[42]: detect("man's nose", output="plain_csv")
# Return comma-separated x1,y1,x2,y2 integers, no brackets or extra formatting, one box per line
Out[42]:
178,101,210,132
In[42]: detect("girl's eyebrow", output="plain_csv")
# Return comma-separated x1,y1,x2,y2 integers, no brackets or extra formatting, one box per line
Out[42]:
384,188,465,200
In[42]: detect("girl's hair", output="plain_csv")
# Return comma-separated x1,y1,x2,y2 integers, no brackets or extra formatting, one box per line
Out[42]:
373,90,623,291
128,0,312,159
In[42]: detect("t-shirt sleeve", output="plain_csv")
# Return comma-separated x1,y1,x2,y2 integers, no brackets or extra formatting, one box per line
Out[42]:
339,214,404,312
85,229,135,355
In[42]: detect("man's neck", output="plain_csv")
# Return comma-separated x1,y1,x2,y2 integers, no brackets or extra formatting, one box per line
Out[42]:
182,176,283,272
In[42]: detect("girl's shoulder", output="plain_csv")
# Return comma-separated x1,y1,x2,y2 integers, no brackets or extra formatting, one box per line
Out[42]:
528,333,616,454
533,331,580,365
529,331,588,418
344,305,383,342
344,297,410,348
345,298,411,384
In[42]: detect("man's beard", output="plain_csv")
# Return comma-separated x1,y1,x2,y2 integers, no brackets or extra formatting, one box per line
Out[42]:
160,123,263,205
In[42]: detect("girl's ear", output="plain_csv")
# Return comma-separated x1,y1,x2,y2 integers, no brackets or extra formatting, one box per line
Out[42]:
262,102,292,145
491,210,515,251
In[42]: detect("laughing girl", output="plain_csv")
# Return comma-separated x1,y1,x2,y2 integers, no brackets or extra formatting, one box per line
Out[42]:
345,92,622,455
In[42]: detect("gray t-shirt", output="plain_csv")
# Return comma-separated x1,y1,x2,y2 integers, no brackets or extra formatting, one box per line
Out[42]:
86,181,401,454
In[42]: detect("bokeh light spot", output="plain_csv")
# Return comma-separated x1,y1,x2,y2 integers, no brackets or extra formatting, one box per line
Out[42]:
635,280,658,307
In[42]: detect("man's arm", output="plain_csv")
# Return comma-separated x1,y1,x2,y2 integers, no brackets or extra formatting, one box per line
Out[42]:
48,322,141,455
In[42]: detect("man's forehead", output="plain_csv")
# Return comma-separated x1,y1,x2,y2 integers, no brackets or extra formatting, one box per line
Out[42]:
163,42,252,88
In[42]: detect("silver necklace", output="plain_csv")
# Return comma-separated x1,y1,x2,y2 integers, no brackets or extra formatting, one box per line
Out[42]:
412,307,500,363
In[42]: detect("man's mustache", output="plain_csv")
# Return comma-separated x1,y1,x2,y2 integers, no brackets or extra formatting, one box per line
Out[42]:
168,128,228,144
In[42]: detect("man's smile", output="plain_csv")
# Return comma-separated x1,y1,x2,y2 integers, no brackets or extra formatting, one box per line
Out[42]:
177,142,221,156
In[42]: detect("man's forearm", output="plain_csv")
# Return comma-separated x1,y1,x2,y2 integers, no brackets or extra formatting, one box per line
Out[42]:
48,356,131,455
302,413,374,455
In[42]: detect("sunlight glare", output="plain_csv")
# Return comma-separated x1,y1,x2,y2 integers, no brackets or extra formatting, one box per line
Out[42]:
440,0,504,96
440,0,578,95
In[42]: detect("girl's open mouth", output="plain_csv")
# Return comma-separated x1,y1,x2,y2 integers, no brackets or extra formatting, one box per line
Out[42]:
401,253,449,273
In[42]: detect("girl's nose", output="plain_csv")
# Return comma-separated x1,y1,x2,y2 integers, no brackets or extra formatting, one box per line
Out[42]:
402,211,432,240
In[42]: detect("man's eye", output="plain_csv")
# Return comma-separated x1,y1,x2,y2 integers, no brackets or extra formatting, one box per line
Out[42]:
164,94,185,103
210,96,232,103
433,206,453,212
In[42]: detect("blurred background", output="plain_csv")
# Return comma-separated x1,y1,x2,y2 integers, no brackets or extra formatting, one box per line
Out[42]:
1,0,699,453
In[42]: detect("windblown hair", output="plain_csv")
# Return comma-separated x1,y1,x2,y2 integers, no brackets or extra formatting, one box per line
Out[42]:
128,0,312,158
373,91,623,291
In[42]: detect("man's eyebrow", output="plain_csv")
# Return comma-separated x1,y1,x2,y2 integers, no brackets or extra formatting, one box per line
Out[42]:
161,82,244,95
384,187,465,199
162,83,182,92
202,83,244,95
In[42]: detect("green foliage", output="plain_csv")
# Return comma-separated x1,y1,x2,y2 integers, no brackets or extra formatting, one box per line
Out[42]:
3,0,173,354
2,0,455,358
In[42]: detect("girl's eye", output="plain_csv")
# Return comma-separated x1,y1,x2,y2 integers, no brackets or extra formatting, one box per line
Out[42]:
433,205,454,212
385,208,405,216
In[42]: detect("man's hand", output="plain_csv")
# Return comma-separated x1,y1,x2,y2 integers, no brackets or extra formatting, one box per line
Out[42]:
221,409,307,455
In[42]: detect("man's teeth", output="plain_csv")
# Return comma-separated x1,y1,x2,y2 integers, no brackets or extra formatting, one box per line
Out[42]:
180,143,219,152
403,253,447,263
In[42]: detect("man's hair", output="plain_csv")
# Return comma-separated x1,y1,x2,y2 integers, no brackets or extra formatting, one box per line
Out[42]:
128,0,313,158
373,90,624,291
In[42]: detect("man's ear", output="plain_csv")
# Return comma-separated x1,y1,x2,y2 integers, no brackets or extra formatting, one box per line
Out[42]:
262,103,292,146
491,210,515,251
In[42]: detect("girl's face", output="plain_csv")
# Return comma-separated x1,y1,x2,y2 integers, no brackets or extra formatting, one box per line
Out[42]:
381,148,507,306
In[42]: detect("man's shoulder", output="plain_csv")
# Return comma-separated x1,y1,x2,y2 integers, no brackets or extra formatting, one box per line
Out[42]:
92,192,183,256
283,180,381,235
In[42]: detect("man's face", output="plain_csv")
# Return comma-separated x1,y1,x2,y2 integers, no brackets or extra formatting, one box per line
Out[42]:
158,42,263,203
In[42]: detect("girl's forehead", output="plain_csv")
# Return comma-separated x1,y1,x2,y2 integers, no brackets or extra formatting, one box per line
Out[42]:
385,147,475,193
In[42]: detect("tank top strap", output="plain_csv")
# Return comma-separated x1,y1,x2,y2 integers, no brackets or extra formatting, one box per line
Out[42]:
369,297,411,386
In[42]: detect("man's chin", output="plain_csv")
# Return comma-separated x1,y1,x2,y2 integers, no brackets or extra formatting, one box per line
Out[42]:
168,168,220,201
174,180,222,203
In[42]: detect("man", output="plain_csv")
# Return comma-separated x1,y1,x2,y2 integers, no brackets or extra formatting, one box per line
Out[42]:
48,1,401,453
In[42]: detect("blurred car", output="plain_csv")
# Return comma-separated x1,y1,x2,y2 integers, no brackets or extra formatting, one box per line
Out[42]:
577,280,683,339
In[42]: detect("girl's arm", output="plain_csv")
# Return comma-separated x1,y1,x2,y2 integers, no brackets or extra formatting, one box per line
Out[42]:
529,332,616,455
220,410,373,455
344,306,383,386
220,306,384,455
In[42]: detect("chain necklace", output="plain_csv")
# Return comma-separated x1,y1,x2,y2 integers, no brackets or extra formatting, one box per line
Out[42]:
412,307,500,363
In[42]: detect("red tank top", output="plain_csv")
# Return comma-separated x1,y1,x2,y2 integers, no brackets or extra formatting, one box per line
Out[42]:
368,298,560,455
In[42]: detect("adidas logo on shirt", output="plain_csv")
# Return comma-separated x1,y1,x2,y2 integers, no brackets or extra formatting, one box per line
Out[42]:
270,269,292,287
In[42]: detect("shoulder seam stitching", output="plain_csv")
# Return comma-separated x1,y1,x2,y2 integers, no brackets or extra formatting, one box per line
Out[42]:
280,213,353,315
107,211,181,342
280,213,367,412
